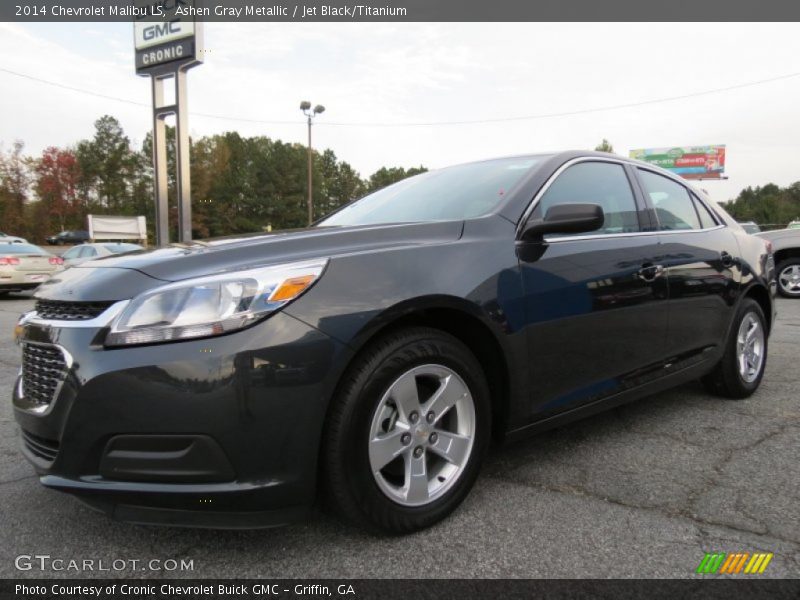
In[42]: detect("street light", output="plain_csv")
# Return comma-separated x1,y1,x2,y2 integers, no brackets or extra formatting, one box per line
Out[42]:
300,101,325,226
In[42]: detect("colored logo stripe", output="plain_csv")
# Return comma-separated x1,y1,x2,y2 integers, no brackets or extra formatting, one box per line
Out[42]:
745,553,773,574
696,552,773,574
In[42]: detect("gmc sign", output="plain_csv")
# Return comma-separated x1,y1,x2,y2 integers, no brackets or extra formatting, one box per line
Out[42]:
133,0,202,73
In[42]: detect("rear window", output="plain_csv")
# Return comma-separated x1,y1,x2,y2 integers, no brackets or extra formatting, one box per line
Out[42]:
0,243,47,255
638,169,701,231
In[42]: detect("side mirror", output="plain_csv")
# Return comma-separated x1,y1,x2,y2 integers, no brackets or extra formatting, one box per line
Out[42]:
521,203,604,242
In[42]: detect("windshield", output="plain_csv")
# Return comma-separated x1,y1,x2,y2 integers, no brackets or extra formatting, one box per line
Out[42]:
319,156,545,227
104,243,142,253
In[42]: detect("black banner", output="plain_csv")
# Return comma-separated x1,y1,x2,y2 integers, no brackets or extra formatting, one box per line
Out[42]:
2,579,800,600
4,0,800,22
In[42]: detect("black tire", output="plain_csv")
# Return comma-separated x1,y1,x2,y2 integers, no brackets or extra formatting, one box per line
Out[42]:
321,327,491,534
702,298,768,399
776,258,800,298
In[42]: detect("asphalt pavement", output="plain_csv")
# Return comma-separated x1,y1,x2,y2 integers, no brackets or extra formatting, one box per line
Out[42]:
0,292,798,579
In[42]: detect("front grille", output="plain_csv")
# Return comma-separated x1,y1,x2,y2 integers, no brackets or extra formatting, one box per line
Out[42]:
21,343,68,408
21,429,60,462
35,299,114,321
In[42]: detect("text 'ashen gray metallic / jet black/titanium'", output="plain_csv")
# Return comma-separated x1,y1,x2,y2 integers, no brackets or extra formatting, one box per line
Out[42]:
13,151,776,533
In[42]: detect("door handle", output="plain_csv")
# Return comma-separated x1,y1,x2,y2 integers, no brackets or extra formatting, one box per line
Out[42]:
720,251,735,268
637,263,664,282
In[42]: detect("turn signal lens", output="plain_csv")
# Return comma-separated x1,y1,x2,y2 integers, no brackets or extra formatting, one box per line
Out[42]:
269,275,316,302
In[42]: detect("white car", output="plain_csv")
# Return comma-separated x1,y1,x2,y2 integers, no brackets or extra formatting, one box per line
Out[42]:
61,242,144,267
0,243,64,296
0,231,27,244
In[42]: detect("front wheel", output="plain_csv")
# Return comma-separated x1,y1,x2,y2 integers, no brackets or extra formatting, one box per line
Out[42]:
702,298,768,399
321,327,490,534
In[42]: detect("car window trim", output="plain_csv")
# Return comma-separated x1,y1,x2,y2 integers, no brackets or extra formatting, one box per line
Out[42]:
515,156,648,240
690,191,721,227
544,224,726,243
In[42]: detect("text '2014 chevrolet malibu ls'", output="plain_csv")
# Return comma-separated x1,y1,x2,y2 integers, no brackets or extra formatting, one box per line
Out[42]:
13,151,775,533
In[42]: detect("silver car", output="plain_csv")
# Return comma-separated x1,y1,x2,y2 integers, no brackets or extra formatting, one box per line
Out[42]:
0,243,64,296
0,231,27,244
61,242,144,267
756,227,800,297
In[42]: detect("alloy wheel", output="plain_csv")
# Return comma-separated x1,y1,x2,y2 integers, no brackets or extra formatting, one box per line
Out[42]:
778,265,800,296
367,364,476,507
736,312,765,383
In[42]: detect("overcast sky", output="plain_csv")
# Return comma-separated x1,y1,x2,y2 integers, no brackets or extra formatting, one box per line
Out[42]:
1,21,799,202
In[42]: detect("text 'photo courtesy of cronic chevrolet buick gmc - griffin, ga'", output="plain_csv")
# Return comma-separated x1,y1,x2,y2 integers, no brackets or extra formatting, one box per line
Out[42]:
12,151,776,533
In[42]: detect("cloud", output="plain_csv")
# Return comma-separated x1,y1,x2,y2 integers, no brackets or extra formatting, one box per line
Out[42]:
2,22,800,200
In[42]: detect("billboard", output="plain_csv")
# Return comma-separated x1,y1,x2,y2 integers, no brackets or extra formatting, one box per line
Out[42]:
629,145,726,180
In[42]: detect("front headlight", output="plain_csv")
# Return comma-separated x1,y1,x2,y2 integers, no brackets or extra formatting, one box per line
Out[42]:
105,259,327,347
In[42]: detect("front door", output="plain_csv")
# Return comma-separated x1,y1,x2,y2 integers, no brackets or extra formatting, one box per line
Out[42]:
518,160,669,420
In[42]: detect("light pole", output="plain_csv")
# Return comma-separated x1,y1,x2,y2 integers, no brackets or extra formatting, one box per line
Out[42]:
300,101,325,226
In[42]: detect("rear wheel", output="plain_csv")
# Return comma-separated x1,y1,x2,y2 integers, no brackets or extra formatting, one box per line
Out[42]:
702,298,767,399
776,259,800,298
321,327,490,534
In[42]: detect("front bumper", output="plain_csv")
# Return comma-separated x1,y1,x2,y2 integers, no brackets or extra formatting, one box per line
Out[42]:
13,310,352,528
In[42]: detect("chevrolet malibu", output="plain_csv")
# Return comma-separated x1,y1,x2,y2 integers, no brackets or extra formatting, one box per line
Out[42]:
0,243,64,296
13,151,775,533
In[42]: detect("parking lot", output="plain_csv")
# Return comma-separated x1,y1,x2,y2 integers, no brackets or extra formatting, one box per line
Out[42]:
0,292,798,579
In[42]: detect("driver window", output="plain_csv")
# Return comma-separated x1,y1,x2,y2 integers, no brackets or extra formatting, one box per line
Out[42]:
532,162,640,235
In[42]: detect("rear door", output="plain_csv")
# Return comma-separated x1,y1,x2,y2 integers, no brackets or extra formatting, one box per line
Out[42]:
634,168,740,359
518,159,669,419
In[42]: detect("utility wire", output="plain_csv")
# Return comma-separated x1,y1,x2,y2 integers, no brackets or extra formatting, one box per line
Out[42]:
2,65,799,128
0,67,299,125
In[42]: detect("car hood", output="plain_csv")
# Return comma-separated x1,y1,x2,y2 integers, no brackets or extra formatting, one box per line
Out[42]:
34,221,463,302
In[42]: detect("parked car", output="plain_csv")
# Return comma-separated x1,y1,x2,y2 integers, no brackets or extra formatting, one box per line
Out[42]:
0,243,64,296
0,231,27,243
756,227,800,297
739,221,761,235
61,243,144,267
13,151,775,533
788,220,800,230
45,230,90,245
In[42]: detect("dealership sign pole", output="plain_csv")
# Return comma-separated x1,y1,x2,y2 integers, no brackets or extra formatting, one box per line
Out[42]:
133,0,203,245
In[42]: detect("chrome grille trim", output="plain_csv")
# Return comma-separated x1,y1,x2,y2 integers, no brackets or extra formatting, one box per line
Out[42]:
34,299,115,321
20,342,71,414
27,299,129,328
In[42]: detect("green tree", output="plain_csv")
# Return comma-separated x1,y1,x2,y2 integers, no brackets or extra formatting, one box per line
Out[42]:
594,139,614,153
317,149,364,219
725,182,800,228
366,165,427,193
76,115,139,212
